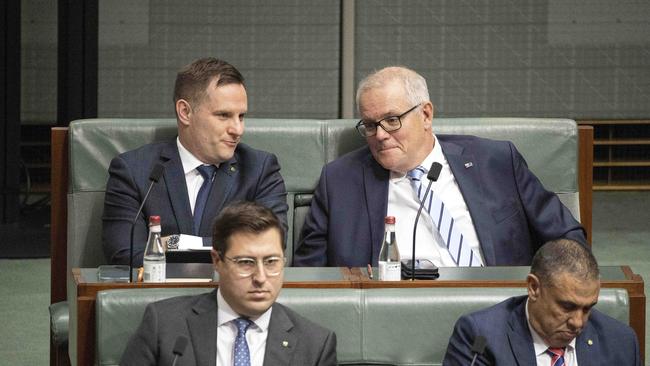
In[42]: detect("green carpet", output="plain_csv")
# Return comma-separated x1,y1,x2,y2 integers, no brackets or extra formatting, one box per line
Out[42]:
0,259,50,365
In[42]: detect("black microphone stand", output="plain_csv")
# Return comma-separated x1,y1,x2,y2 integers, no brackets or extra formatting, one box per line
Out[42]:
129,164,164,282
410,162,442,281
411,180,434,280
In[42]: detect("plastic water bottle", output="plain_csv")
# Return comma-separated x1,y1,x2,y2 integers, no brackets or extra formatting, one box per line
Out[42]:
378,216,401,281
143,215,166,282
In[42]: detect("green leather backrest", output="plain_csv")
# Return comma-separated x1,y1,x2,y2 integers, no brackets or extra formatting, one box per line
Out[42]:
67,118,579,273
95,287,628,366
361,287,628,365
69,118,577,193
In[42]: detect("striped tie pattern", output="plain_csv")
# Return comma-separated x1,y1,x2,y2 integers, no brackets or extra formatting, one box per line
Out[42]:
233,318,253,366
546,347,565,366
407,166,483,267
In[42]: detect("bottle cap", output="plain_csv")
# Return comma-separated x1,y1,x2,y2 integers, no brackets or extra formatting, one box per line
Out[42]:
384,216,395,224
149,215,161,226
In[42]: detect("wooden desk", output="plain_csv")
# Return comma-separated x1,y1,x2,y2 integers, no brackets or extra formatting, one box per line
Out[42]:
73,265,644,365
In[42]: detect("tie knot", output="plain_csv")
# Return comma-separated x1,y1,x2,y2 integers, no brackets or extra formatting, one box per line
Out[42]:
547,347,564,357
407,166,427,181
234,317,253,334
196,164,216,180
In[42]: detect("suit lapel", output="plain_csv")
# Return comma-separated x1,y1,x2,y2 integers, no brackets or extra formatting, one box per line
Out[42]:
263,304,298,365
362,155,390,265
200,155,238,235
439,138,496,265
506,299,537,366
575,322,599,362
161,142,194,233
187,291,218,366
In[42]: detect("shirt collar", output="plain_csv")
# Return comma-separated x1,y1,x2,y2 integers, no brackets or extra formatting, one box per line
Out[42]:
216,288,272,332
177,137,207,175
525,298,576,357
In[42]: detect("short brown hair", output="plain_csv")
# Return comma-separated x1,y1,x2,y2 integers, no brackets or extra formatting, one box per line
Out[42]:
531,238,599,287
212,202,285,255
173,57,244,107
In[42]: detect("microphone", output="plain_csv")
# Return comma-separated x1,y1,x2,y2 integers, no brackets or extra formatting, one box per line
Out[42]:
469,335,487,366
171,336,188,366
410,162,442,280
129,163,165,282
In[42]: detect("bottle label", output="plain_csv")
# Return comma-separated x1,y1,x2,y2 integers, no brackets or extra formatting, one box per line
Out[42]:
378,261,401,281
143,262,166,283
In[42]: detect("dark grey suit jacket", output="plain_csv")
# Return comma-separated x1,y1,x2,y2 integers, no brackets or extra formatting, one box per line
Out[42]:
120,290,337,366
102,140,288,265
294,135,586,267
443,295,641,365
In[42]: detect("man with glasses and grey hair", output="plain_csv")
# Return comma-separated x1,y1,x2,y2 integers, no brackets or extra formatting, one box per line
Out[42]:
121,202,337,365
294,66,585,268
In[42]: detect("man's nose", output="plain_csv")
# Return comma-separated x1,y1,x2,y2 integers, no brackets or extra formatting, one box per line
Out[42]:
251,261,267,284
374,125,390,140
228,118,244,136
567,310,587,330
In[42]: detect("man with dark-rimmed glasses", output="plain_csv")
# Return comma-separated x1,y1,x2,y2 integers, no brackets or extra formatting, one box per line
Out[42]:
121,202,337,365
294,66,585,268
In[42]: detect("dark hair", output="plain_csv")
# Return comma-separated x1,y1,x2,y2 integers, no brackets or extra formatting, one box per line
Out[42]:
530,238,599,287
173,57,244,107
212,202,285,255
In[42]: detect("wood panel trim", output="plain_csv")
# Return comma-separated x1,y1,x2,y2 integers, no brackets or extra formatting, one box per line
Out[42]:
578,125,593,244
51,127,69,304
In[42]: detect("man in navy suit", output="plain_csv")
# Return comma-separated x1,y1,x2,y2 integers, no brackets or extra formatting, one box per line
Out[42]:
103,58,287,265
294,66,584,267
443,239,641,365
121,202,337,365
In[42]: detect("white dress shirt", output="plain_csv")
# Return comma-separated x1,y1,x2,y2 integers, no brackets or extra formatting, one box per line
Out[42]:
177,137,218,214
386,134,483,267
216,289,272,366
526,298,577,366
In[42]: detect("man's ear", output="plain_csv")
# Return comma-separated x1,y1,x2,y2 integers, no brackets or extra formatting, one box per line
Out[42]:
176,99,192,126
211,249,222,270
422,101,434,130
527,273,541,301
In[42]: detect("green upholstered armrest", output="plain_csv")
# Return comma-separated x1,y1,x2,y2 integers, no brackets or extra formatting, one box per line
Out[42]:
49,301,70,346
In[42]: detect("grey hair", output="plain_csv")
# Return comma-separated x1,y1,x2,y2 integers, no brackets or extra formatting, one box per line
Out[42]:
356,66,430,114
530,238,599,288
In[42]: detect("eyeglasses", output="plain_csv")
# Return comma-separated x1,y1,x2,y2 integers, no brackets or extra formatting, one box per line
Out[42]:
355,104,421,137
220,254,286,277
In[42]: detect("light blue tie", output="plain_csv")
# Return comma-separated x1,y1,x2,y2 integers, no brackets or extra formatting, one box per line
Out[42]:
407,166,483,267
193,165,216,235
233,318,253,366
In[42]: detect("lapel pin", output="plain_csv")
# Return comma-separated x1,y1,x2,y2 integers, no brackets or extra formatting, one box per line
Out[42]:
282,341,289,347
229,166,236,172
587,339,593,346
464,162,473,168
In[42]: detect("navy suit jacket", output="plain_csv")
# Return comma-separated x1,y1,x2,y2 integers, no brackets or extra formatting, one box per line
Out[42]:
443,295,641,365
294,135,585,266
102,140,288,265
120,290,337,366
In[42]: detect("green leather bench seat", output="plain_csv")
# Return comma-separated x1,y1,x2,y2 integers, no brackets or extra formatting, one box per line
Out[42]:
56,117,581,365
96,287,629,366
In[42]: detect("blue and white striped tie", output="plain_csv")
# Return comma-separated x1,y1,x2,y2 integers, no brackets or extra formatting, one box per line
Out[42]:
407,166,483,267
